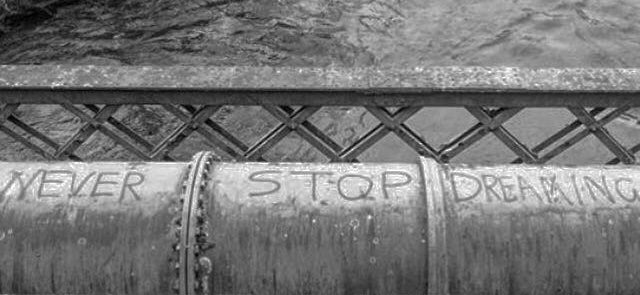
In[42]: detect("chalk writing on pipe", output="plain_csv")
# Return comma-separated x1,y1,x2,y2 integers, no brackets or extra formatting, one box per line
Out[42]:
446,168,640,206
0,169,145,203
247,169,414,202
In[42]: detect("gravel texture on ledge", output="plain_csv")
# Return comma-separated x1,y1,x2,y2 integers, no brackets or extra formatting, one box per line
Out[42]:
1,65,640,92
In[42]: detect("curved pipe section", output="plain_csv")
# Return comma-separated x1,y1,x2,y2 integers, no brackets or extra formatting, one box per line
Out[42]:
423,158,640,294
0,161,188,294
205,161,427,294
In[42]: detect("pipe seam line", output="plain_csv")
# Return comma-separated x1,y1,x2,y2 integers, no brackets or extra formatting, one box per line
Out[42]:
179,151,216,295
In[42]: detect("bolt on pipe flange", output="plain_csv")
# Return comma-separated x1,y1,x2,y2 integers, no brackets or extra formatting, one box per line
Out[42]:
178,151,217,295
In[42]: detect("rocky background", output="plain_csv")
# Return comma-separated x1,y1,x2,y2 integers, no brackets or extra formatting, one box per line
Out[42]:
1,0,640,163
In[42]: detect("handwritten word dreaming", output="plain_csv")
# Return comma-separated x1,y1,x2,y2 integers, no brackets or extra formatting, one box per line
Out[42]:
448,171,640,206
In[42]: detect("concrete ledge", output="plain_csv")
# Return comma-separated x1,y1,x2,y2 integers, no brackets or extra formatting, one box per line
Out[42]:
1,65,640,92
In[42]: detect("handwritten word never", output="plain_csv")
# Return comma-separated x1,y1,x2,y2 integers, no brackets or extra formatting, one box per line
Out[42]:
0,169,145,204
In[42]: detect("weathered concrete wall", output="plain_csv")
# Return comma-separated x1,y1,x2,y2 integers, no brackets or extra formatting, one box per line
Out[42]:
1,155,640,294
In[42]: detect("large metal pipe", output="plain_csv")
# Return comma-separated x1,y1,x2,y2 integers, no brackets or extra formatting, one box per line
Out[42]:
1,152,640,294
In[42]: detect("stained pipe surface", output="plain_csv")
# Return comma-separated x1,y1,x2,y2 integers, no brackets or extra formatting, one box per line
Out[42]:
0,162,188,294
1,156,640,294
206,162,427,295
423,158,640,294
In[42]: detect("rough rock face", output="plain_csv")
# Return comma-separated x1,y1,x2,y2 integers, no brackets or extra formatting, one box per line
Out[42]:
1,0,640,163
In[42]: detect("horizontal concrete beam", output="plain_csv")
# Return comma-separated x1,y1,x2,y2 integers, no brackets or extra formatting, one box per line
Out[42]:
2,65,640,92
2,153,640,294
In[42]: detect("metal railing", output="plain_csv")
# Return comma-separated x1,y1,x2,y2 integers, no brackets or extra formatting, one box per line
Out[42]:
0,65,639,164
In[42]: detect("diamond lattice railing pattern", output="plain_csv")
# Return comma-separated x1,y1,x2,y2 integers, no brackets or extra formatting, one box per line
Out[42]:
0,66,639,164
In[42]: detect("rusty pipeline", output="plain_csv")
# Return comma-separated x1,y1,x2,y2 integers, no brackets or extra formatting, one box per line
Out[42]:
1,153,640,294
